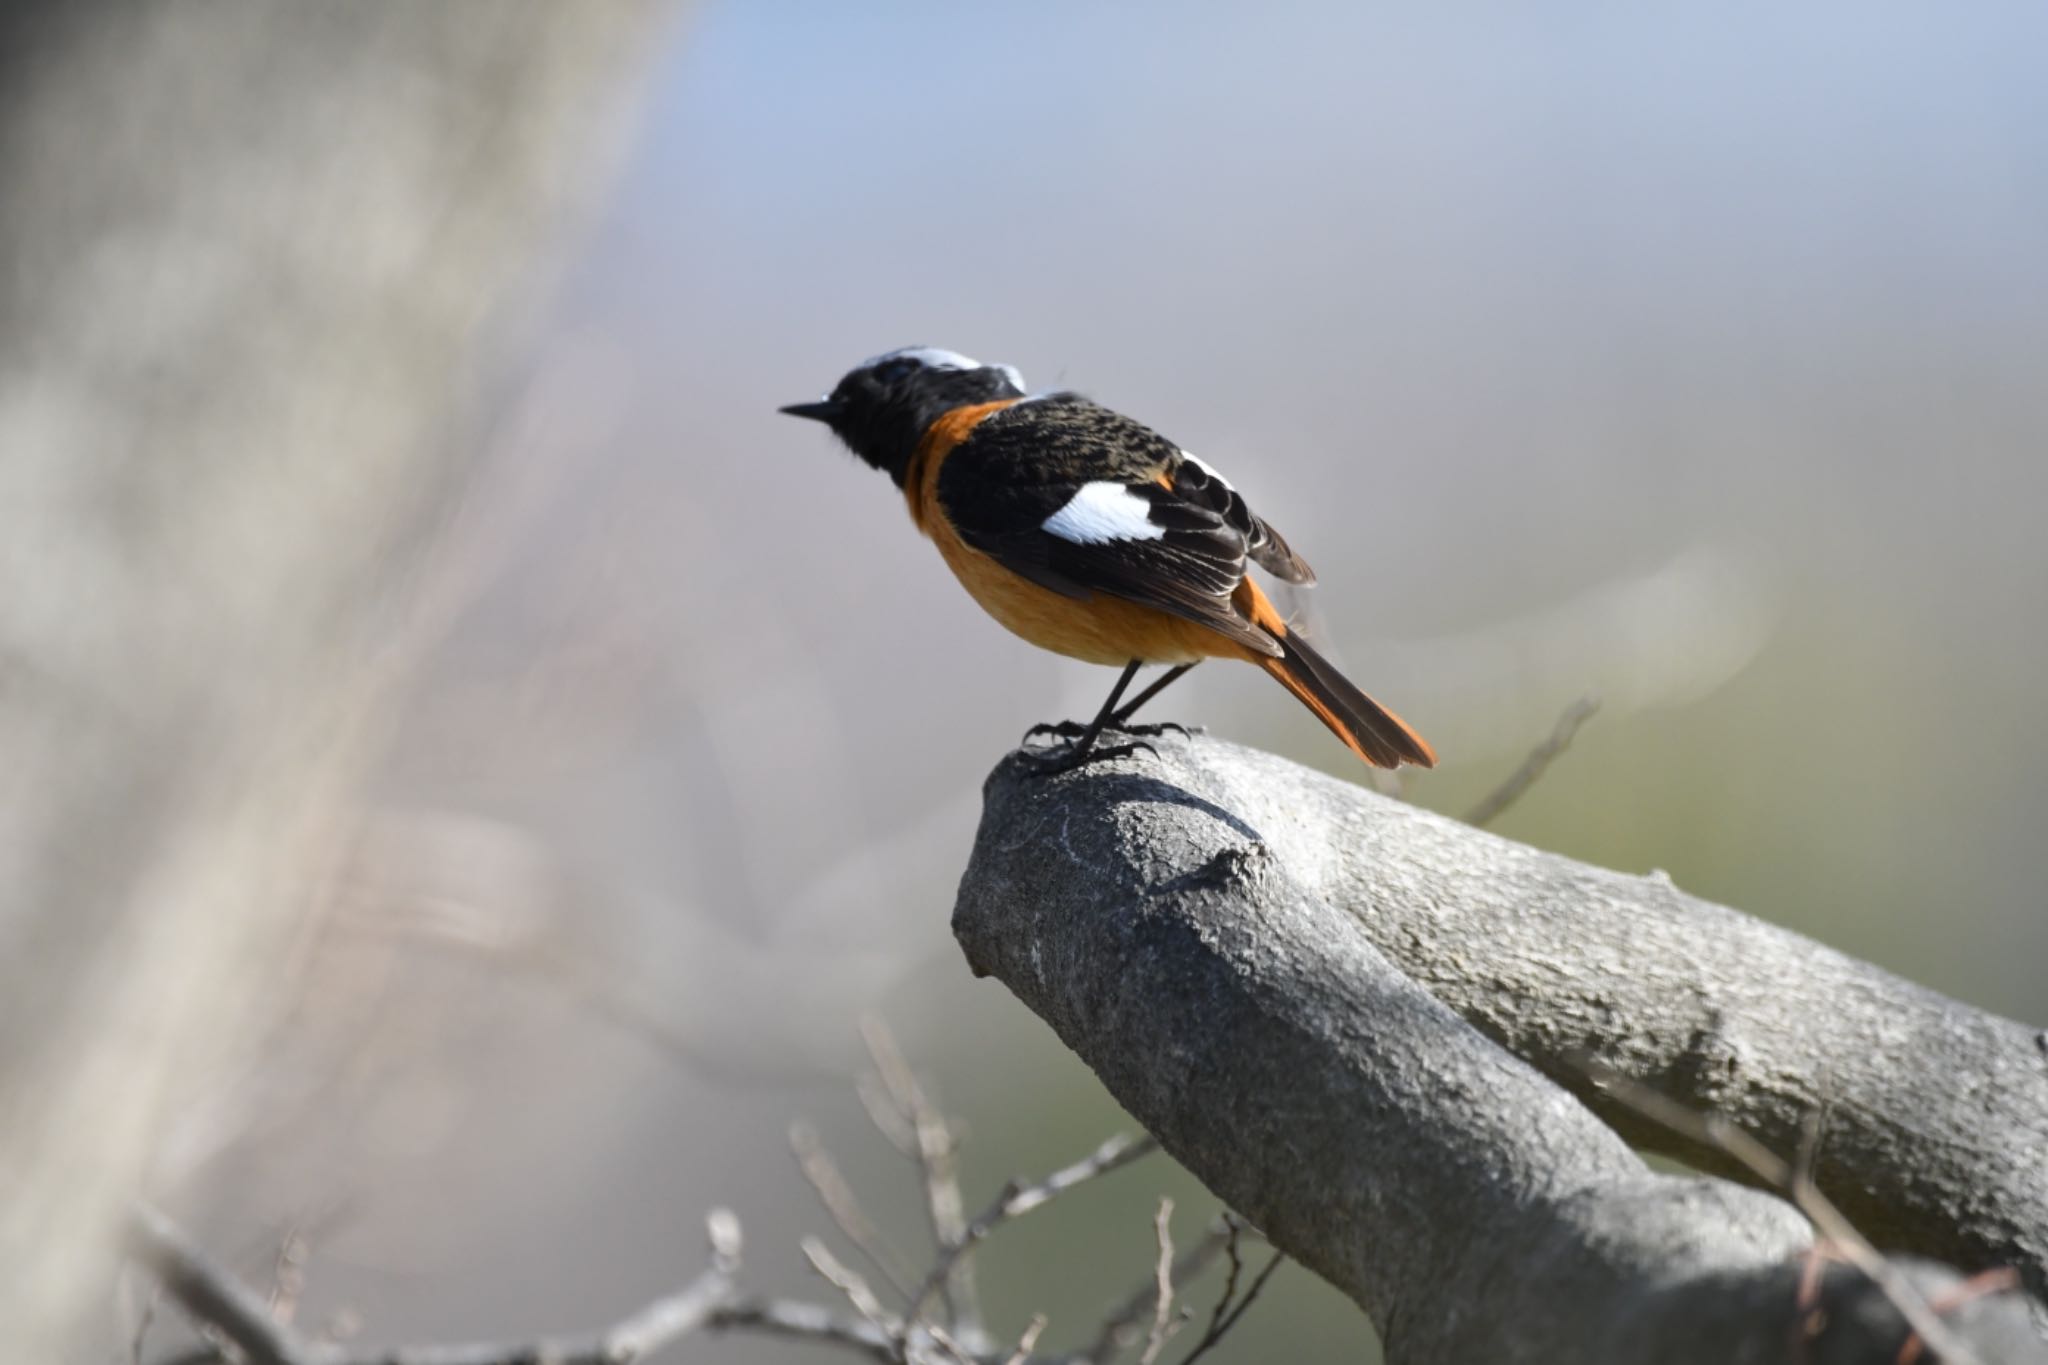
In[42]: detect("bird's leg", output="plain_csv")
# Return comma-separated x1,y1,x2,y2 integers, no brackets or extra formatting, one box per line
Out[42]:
1108,661,1198,735
1022,661,1155,773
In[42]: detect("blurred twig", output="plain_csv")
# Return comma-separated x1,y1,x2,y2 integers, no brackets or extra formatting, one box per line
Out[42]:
1004,1314,1048,1365
1582,1065,2002,1365
1083,1219,1235,1364
804,1237,907,1351
128,1283,163,1365
133,1021,1216,1365
792,1121,921,1299
900,1131,1161,1346
1136,1200,1181,1365
1175,1232,1283,1365
128,1204,929,1365
1464,694,1600,827
131,1206,301,1365
863,1015,983,1338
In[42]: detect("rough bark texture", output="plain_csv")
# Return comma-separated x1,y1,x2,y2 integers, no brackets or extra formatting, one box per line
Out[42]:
0,4,669,1356
953,732,2047,1363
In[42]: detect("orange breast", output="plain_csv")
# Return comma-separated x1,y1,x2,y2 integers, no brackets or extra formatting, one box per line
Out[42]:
907,403,1261,667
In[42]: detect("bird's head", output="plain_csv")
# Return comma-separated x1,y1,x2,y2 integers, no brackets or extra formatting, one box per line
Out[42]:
780,347,1027,485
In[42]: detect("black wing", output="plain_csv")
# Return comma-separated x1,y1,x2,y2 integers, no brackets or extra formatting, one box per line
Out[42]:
1171,449,1314,586
936,395,1308,657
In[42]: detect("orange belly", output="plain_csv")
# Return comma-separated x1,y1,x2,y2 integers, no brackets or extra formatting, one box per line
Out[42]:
929,521,1238,665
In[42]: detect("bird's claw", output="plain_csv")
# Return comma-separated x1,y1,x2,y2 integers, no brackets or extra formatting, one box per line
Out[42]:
1023,719,1090,742
1017,738,1159,777
1092,740,1160,763
1112,720,1191,739
1024,718,1189,745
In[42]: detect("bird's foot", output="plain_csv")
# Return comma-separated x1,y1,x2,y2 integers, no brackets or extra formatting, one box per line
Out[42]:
1022,719,1089,742
1023,718,1190,743
1017,738,1159,777
1110,720,1192,739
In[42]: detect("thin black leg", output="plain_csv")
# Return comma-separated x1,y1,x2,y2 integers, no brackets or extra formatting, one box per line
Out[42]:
1060,659,1143,765
1110,661,1198,725
1023,660,1149,774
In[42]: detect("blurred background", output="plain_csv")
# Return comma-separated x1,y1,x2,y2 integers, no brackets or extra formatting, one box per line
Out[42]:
20,3,2048,1362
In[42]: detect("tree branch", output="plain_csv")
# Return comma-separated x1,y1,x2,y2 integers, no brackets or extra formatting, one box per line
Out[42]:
1080,1217,1234,1364
1136,1198,1179,1365
130,1117,1174,1365
128,1204,916,1365
863,1015,984,1340
792,1121,921,1299
952,733,2048,1363
903,1132,1159,1335
130,1206,304,1365
1463,694,1600,827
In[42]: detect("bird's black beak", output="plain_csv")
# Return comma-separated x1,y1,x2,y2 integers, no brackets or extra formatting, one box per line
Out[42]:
778,399,843,423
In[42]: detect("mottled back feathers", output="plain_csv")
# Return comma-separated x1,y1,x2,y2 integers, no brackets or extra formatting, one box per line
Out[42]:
934,395,1309,658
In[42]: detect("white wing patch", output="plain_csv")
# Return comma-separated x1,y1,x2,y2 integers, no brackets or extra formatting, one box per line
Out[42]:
1042,482,1166,544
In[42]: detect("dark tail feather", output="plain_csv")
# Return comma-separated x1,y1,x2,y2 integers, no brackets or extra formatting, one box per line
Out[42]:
1256,631,1437,769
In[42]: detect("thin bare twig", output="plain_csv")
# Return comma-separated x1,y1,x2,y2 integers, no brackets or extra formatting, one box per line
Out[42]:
1584,1066,1988,1365
267,1225,310,1328
804,1239,980,1365
708,1297,898,1361
129,1203,937,1365
128,1282,163,1365
1176,1248,1283,1365
1004,1314,1048,1365
1084,1218,1235,1364
1464,694,1600,827
704,1301,897,1365
133,1027,1194,1365
1192,1219,1246,1357
345,1208,743,1365
792,1121,920,1298
862,1014,982,1337
902,1133,1161,1335
1137,1200,1179,1365
856,1071,923,1157
1897,1268,2026,1364
130,1205,306,1365
804,1237,902,1345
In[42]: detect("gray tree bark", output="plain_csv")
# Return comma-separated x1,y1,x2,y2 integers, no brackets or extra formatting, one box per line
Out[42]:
0,4,670,1356
953,733,2048,1363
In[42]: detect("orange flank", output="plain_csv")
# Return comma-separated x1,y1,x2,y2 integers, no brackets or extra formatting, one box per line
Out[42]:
927,510,1237,667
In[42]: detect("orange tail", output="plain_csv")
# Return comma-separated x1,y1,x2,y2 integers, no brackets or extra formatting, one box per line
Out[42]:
1233,579,1434,769
1256,631,1436,769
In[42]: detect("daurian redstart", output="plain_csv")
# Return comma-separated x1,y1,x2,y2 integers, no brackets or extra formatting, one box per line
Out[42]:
782,347,1434,771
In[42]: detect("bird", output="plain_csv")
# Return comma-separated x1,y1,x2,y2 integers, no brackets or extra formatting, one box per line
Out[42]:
780,347,1435,771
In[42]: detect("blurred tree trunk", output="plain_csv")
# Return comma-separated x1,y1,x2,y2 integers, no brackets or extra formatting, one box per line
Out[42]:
0,4,672,1354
